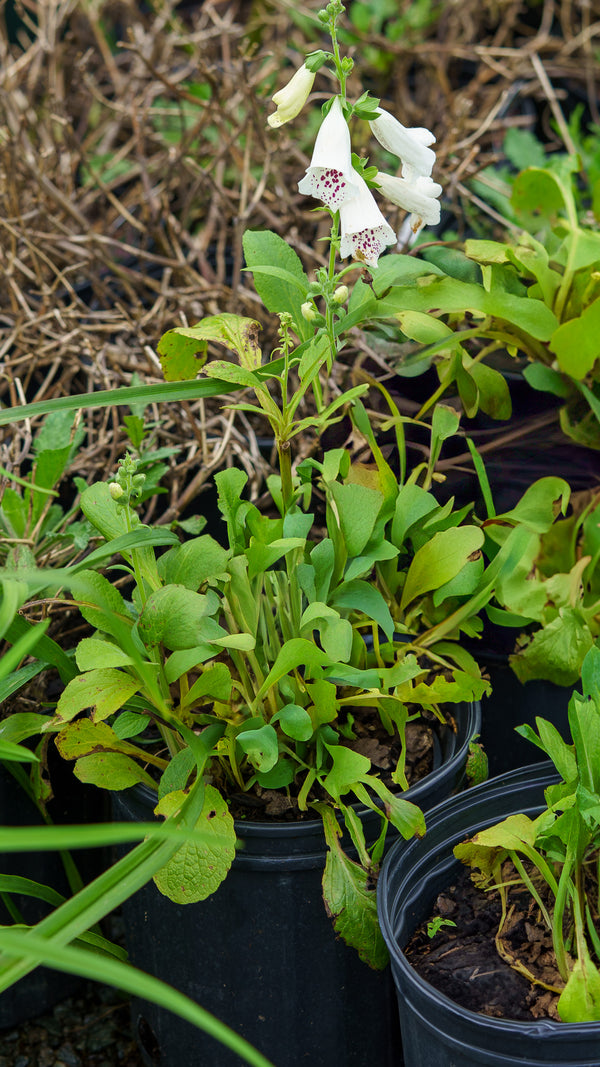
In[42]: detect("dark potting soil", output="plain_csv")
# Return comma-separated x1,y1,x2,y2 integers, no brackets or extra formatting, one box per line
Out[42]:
405,865,564,1022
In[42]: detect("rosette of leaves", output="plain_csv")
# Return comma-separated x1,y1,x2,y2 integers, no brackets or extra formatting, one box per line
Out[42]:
481,479,600,686
455,643,600,1023
30,464,440,968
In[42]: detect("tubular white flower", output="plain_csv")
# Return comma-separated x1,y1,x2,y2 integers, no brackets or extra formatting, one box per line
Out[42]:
339,170,396,269
298,97,359,210
267,64,316,129
369,108,436,178
375,171,442,232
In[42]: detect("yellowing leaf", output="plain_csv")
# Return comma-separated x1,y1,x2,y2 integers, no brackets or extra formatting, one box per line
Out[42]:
73,751,155,790
55,669,139,723
153,785,236,904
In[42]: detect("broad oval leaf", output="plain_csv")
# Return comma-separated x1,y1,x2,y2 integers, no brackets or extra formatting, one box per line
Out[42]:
401,526,484,610
153,785,236,904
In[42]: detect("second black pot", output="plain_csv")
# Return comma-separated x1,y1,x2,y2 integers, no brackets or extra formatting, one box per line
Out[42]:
113,700,480,1067
378,762,600,1066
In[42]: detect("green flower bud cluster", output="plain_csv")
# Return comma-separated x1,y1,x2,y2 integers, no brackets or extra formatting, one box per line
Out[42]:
109,453,146,509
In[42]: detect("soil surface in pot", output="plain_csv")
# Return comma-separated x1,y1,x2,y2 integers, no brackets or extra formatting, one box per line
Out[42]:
405,864,565,1022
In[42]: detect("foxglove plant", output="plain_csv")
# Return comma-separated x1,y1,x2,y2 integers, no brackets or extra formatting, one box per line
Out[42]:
9,0,494,979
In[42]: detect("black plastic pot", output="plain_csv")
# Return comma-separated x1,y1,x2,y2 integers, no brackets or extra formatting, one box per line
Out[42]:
477,648,572,777
378,762,600,1066
0,757,110,1028
113,700,480,1067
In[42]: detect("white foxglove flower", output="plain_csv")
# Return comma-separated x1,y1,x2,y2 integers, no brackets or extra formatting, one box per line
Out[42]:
369,108,436,178
298,97,359,210
339,170,396,268
268,64,316,129
375,171,442,232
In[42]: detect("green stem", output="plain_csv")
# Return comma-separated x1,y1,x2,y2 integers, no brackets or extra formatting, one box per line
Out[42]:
552,852,574,984
278,441,295,516
325,213,341,376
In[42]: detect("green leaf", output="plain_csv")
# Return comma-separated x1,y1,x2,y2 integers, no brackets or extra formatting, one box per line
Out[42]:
153,785,236,904
157,330,207,381
511,167,571,229
158,747,196,800
164,645,216,685
396,310,454,344
329,580,394,642
67,570,137,655
74,751,155,790
510,609,594,686
496,477,570,534
236,724,279,773
431,402,460,445
182,663,232,708
377,276,558,341
582,645,600,705
523,362,571,398
272,703,314,742
256,760,296,788
467,360,512,420
322,745,371,798
401,526,484,610
503,128,546,170
80,482,130,541
165,314,262,373
203,361,262,389
405,670,490,706
254,639,329,702
550,297,600,380
319,616,354,662
516,717,577,783
0,378,253,429
319,805,388,969
0,874,65,909
158,535,230,590
112,711,151,740
242,230,310,340
0,712,51,744
138,585,219,650
327,482,383,557
391,484,437,547
0,740,40,763
55,669,140,724
557,947,600,1023
569,690,600,795
75,638,135,672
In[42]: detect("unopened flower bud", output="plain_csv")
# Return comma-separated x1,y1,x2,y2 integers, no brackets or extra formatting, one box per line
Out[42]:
109,482,124,500
301,301,317,322
332,285,349,304
268,64,316,129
